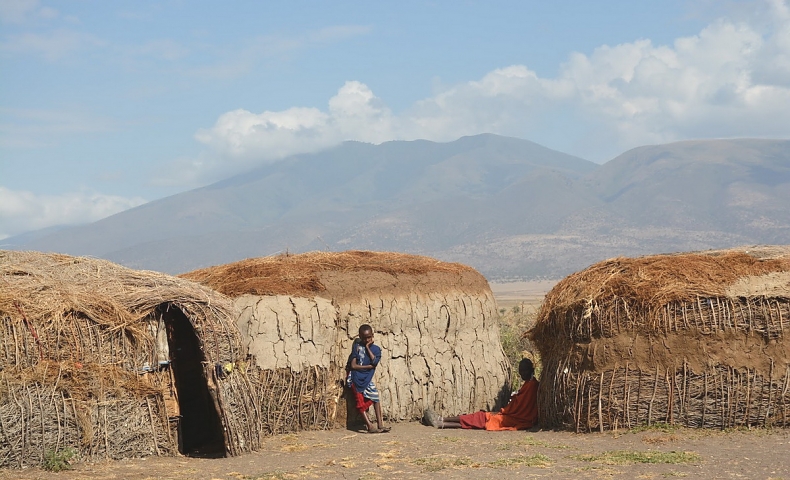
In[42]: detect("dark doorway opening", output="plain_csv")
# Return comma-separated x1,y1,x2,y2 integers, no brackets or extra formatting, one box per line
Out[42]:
158,303,226,457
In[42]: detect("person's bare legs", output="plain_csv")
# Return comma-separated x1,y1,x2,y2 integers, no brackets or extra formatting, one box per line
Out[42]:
374,402,385,430
360,408,375,432
441,416,463,428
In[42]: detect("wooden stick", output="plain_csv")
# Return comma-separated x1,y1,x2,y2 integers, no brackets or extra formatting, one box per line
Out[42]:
766,358,774,427
702,371,707,428
624,362,631,427
598,372,604,433
648,366,659,426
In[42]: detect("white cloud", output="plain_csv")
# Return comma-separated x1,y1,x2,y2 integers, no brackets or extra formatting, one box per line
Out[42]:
190,0,790,172
180,81,396,185
0,187,146,238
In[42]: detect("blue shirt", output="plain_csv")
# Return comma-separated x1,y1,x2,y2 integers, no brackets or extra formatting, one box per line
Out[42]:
348,340,381,392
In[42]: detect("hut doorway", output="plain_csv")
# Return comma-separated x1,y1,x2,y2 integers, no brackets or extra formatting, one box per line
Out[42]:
159,304,226,456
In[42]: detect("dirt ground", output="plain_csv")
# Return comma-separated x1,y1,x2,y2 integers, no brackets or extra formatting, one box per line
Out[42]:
3,422,789,480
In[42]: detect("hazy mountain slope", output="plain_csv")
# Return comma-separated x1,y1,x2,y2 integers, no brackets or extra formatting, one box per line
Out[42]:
9,136,789,279
440,139,790,278
584,139,790,236
13,134,597,272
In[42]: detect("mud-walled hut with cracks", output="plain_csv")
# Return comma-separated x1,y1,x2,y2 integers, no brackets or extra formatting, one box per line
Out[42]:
530,246,790,432
181,250,511,429
0,251,261,469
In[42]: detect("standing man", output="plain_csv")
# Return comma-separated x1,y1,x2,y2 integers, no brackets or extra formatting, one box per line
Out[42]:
347,324,390,433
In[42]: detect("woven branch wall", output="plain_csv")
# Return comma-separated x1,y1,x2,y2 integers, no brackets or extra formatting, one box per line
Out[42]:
532,249,790,432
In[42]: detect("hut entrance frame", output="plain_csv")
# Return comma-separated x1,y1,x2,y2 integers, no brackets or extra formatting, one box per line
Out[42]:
156,303,226,456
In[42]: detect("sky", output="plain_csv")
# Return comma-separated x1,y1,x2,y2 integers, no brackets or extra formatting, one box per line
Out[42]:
1,0,790,239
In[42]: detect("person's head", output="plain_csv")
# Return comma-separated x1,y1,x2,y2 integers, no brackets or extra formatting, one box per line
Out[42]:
518,358,535,381
358,324,374,344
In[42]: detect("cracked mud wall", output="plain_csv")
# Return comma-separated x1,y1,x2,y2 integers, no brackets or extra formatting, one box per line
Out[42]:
235,295,340,372
334,288,510,421
234,286,510,422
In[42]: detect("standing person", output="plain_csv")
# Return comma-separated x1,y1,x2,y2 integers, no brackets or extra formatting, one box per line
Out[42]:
423,358,538,430
346,324,390,433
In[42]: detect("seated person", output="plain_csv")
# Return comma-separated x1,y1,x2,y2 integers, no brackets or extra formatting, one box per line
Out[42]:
423,358,538,430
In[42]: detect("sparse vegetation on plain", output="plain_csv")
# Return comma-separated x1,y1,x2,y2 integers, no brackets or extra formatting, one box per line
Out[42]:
488,453,553,468
412,455,474,471
42,447,77,472
497,297,542,386
570,450,701,465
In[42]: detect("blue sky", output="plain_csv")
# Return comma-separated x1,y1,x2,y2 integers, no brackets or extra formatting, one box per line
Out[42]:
2,0,790,239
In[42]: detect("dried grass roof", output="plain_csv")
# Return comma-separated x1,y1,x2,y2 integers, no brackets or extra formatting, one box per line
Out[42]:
0,250,238,363
180,250,485,298
540,246,790,315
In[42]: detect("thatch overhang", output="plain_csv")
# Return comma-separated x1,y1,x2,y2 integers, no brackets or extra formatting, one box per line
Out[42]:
530,246,790,431
0,251,260,468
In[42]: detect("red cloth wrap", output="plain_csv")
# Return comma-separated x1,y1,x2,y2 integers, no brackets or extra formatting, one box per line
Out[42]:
351,384,374,413
458,411,488,429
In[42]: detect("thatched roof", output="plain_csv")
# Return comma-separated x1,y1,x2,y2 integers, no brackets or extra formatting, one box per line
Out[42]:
181,250,489,299
0,250,239,362
533,246,790,340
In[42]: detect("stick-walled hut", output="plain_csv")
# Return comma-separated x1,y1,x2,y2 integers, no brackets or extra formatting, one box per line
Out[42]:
530,246,790,431
182,250,511,426
0,251,261,468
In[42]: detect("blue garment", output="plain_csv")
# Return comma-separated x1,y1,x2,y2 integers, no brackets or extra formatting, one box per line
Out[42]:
348,340,381,393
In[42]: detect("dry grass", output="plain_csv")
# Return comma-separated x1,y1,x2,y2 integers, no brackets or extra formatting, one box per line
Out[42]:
412,455,474,471
488,453,553,468
533,248,790,341
180,250,482,297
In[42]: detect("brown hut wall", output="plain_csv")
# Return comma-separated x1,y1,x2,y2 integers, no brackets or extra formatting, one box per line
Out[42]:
0,251,262,467
537,296,790,430
533,249,790,431
541,363,790,431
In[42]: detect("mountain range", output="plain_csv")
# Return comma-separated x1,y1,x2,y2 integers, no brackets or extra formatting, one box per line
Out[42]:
7,134,790,279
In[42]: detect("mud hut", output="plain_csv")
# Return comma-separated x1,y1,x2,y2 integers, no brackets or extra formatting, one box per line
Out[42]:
0,251,261,468
182,251,511,427
531,246,790,432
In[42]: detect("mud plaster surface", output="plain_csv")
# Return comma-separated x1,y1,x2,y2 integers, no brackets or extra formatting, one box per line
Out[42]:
726,271,790,298
574,331,790,376
233,269,510,421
